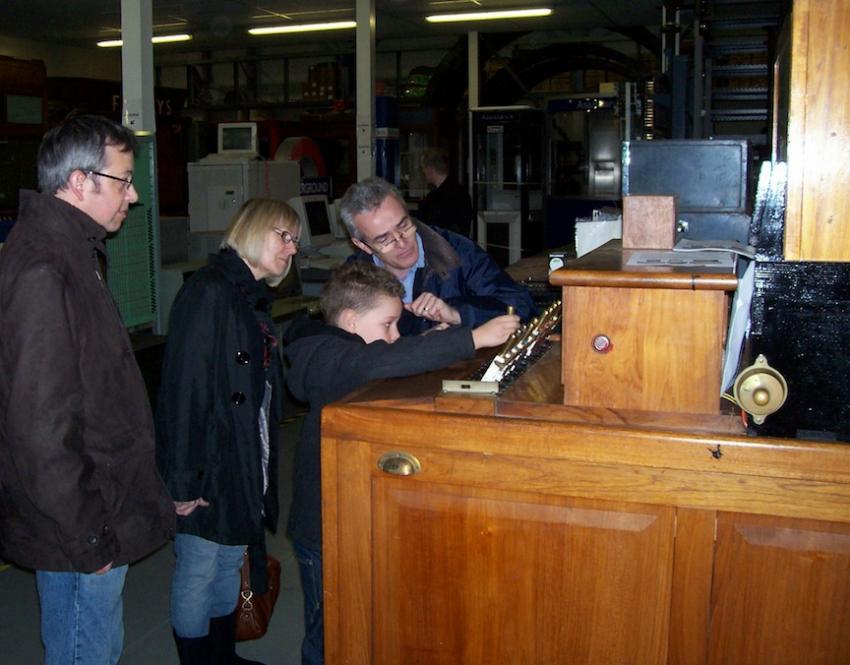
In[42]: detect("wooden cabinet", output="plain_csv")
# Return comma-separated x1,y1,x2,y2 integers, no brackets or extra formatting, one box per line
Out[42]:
321,350,850,664
551,243,737,416
784,0,850,261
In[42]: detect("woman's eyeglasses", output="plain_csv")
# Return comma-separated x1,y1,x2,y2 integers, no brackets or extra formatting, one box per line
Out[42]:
371,217,416,252
273,228,300,249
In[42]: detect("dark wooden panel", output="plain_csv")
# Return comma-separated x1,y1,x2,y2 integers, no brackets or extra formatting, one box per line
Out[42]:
374,482,674,664
708,513,850,665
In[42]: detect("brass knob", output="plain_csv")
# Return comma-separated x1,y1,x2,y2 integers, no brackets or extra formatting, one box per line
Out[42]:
752,387,770,406
377,451,421,476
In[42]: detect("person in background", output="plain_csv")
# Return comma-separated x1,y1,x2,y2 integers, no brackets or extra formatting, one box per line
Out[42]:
0,114,175,665
284,260,520,665
417,147,473,238
340,176,535,337
156,198,298,665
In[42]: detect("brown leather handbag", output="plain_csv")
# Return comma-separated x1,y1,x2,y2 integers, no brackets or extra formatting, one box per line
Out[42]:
235,552,282,641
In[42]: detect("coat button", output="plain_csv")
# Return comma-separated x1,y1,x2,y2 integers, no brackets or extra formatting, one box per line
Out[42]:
232,392,246,405
102,524,110,535
236,351,250,365
88,535,98,545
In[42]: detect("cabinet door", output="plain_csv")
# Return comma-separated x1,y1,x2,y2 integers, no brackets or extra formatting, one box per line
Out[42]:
707,512,850,665
366,452,676,664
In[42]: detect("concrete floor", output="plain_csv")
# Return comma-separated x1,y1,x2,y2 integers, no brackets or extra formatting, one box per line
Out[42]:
0,418,306,665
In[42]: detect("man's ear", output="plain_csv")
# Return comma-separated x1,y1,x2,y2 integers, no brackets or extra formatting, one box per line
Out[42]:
338,308,359,334
54,170,88,207
68,170,88,201
351,238,373,256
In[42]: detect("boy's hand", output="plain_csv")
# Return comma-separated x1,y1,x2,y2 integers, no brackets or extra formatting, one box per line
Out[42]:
472,314,521,349
405,292,461,326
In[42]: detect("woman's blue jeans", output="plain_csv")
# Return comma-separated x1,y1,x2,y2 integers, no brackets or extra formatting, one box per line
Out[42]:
36,564,128,665
171,533,246,638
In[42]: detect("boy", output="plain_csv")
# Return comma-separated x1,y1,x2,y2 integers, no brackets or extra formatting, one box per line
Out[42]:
284,261,520,665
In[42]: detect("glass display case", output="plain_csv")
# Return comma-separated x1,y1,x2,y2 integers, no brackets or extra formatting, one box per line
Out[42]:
472,106,544,266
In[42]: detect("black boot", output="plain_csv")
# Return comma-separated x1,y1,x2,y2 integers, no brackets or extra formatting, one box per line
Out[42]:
209,612,265,665
172,630,212,665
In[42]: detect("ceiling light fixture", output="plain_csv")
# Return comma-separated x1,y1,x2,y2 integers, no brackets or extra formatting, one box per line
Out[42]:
248,21,357,36
97,33,192,47
426,8,552,23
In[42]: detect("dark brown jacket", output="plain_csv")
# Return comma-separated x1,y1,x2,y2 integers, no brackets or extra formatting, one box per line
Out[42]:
0,191,174,572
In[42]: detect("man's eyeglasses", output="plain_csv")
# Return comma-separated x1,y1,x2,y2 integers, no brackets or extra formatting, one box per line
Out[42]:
87,170,135,191
273,228,300,249
371,217,416,252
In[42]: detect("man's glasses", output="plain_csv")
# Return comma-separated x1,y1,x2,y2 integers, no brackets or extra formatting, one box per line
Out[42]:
371,217,416,252
273,228,300,249
87,170,135,191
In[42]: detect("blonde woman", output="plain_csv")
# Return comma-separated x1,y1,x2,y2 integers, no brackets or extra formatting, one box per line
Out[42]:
156,198,299,664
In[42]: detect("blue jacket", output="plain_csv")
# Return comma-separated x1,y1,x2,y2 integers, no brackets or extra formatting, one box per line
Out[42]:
351,222,535,336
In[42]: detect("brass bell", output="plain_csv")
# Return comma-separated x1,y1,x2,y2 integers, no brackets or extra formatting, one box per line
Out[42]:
733,354,788,424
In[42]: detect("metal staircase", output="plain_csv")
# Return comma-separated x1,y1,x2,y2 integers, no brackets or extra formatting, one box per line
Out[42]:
663,0,789,157
701,4,785,149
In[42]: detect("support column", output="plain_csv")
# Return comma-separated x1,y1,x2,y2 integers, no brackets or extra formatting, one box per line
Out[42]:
356,0,376,180
120,0,155,133
467,31,479,202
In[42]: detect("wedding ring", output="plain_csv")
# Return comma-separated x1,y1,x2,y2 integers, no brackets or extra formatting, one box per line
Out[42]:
423,306,429,312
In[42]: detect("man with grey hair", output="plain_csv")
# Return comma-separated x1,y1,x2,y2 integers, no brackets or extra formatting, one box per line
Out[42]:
417,147,472,238
340,176,534,336
0,114,174,665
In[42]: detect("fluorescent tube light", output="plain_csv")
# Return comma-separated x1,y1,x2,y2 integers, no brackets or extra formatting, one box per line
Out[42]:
97,34,192,48
426,8,552,23
248,21,357,36
152,34,193,44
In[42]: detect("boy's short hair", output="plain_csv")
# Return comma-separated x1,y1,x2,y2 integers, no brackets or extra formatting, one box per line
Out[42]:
321,261,405,326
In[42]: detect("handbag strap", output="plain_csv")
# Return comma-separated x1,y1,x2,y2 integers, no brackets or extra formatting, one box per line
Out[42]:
239,551,254,608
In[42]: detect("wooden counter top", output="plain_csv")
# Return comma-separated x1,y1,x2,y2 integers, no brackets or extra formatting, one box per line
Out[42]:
549,239,738,290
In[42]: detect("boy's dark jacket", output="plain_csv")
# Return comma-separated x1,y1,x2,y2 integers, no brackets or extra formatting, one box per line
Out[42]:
284,319,475,550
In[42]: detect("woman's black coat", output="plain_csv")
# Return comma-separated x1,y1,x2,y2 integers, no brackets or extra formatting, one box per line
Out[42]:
156,249,283,557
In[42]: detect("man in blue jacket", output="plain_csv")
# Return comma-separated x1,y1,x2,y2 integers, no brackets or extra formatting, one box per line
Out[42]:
340,177,535,336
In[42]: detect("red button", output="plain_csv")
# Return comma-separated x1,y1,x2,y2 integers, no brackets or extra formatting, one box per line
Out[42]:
592,334,612,353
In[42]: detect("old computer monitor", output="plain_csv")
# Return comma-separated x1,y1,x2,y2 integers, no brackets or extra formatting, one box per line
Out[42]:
5,94,43,124
288,195,346,249
217,122,258,157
